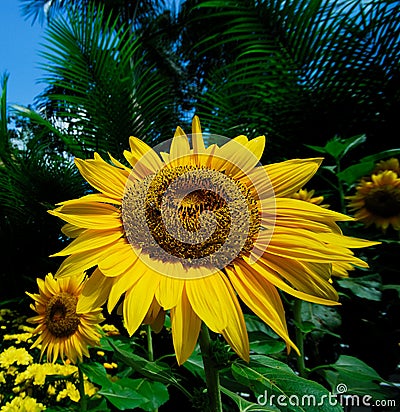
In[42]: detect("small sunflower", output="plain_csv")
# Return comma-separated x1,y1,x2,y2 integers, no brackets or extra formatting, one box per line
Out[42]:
49,116,378,364
27,273,104,363
373,157,400,175
347,170,400,231
291,188,329,208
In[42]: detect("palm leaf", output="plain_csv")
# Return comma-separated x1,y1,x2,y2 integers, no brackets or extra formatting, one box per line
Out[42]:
180,0,400,158
23,3,179,158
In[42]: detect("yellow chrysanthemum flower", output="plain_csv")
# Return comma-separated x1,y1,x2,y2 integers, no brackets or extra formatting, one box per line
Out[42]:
26,273,104,363
49,116,377,364
347,170,400,231
0,347,33,369
291,188,329,208
0,395,46,412
3,333,33,344
15,363,78,386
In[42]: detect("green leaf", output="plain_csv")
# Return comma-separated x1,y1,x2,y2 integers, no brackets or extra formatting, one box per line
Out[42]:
361,148,400,164
382,284,400,298
109,339,181,387
304,144,327,154
299,303,341,338
98,378,169,411
231,355,343,412
336,274,382,301
245,314,286,354
318,355,394,399
306,135,366,161
98,381,152,411
337,161,375,185
79,361,112,389
183,345,206,380
221,386,280,411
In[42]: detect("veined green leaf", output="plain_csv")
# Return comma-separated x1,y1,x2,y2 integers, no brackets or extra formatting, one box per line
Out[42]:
231,355,343,412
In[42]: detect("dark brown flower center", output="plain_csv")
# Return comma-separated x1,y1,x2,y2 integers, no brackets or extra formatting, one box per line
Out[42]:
45,292,80,338
122,164,260,268
364,188,400,218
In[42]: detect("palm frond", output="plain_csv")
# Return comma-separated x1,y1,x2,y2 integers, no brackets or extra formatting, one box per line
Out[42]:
32,3,179,157
179,0,400,158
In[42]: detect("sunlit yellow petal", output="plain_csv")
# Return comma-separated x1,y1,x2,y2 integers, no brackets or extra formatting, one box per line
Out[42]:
170,286,201,365
75,155,127,200
51,228,123,257
123,272,162,336
226,264,298,354
49,202,122,230
98,240,140,277
77,269,113,313
263,158,323,197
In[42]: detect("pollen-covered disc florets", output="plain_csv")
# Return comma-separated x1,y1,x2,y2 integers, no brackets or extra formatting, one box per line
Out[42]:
122,163,260,269
45,292,80,338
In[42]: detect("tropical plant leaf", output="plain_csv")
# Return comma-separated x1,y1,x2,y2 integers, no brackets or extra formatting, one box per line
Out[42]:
231,355,343,412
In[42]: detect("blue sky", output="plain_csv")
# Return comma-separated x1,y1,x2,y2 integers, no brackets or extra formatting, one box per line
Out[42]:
0,0,45,106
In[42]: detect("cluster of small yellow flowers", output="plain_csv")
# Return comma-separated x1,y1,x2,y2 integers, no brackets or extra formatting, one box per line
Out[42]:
14,363,78,387
347,158,400,231
3,332,34,345
0,395,46,412
0,347,33,369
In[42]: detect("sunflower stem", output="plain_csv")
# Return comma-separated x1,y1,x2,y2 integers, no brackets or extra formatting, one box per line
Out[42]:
293,299,308,378
199,323,222,412
146,325,158,412
146,324,154,362
77,362,87,412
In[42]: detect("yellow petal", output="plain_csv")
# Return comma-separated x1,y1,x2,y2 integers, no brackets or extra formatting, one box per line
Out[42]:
185,274,229,331
262,198,354,226
54,246,107,278
56,193,121,206
218,274,250,362
61,223,85,239
51,228,123,257
77,269,113,313
227,263,298,354
126,136,164,171
170,286,201,365
192,115,205,153
108,152,131,172
260,254,338,300
107,263,147,313
262,158,323,197
123,272,162,336
155,276,185,310
213,135,263,177
98,240,140,277
245,259,340,306
74,155,128,200
49,202,122,230
169,127,191,166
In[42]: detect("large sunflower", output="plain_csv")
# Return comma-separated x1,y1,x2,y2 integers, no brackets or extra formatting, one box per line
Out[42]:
49,117,377,364
27,273,104,363
347,170,400,231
